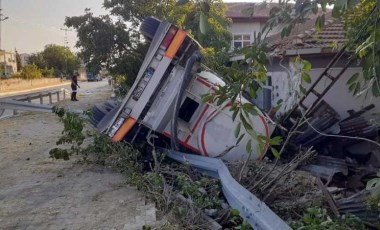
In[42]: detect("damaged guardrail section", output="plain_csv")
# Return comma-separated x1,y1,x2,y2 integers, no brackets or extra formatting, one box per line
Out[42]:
162,149,291,230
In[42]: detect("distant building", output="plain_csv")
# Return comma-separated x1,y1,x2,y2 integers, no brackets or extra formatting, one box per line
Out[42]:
226,3,278,50
19,53,31,67
0,50,18,77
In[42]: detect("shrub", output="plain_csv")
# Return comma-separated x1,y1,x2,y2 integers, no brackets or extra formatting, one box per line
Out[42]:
11,72,22,78
20,64,42,80
41,67,55,78
291,207,366,230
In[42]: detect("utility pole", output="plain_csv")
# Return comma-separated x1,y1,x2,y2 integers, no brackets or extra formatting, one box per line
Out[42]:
60,27,72,78
0,0,9,50
0,0,8,80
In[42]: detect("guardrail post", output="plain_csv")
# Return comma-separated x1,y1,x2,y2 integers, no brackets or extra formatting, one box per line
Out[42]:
63,89,66,100
48,92,52,104
56,92,60,102
39,94,43,104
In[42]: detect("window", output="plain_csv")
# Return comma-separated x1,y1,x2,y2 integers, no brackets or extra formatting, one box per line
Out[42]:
232,34,251,49
179,97,199,122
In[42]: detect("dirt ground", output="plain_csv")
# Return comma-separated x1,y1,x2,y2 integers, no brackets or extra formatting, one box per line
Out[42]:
0,86,156,230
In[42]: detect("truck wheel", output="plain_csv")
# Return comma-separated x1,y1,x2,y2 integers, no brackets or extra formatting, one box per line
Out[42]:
140,17,161,40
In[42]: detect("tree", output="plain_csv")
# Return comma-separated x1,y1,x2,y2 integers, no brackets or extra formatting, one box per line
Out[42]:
64,0,232,86
42,44,79,76
20,64,42,81
65,9,145,76
28,53,46,69
103,0,232,50
28,45,80,76
103,0,177,26
169,0,232,50
15,50,22,72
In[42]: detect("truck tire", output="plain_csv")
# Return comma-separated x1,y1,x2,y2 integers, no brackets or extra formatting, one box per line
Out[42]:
140,17,161,40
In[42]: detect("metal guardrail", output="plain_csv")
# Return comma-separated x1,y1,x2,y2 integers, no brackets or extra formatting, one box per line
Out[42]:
0,88,68,119
12,88,68,104
162,149,291,230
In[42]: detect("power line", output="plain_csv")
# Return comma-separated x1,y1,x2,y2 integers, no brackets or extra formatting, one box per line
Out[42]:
0,0,8,79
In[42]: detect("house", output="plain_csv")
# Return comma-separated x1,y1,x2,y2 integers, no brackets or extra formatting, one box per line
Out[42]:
0,50,18,77
225,3,379,120
267,16,380,120
224,4,380,217
226,2,276,50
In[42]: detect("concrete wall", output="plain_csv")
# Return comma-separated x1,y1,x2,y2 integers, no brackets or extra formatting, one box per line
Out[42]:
268,61,380,120
303,67,380,119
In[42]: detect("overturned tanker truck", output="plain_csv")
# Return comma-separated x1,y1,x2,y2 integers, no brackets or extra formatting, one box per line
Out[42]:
93,17,274,161
0,17,290,229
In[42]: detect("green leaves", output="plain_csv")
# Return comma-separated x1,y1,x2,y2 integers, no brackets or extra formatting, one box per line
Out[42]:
234,123,241,138
300,85,307,95
53,106,66,118
372,82,380,97
347,73,359,85
281,24,294,38
302,60,312,71
242,103,258,115
315,14,325,32
302,72,311,84
199,0,211,13
271,147,280,159
246,139,252,153
366,171,380,198
199,12,209,34
294,57,312,85
347,73,362,96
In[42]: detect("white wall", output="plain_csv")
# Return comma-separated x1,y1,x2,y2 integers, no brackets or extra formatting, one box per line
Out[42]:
270,66,380,119
228,22,262,48
0,52,18,75
304,67,380,119
228,22,281,44
270,70,300,115
228,22,262,35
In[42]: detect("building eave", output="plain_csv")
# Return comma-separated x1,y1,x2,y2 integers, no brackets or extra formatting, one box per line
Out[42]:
229,17,268,23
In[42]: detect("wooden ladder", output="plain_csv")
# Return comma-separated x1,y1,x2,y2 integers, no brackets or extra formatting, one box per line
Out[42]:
291,45,354,117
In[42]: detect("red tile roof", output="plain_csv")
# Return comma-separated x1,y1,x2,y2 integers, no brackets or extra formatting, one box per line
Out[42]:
225,2,277,20
268,13,347,54
225,3,346,54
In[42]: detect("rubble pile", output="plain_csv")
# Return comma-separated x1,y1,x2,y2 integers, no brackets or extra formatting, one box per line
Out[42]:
282,101,380,225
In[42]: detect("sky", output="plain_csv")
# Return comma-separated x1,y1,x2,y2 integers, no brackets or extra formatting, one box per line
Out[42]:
2,0,256,54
